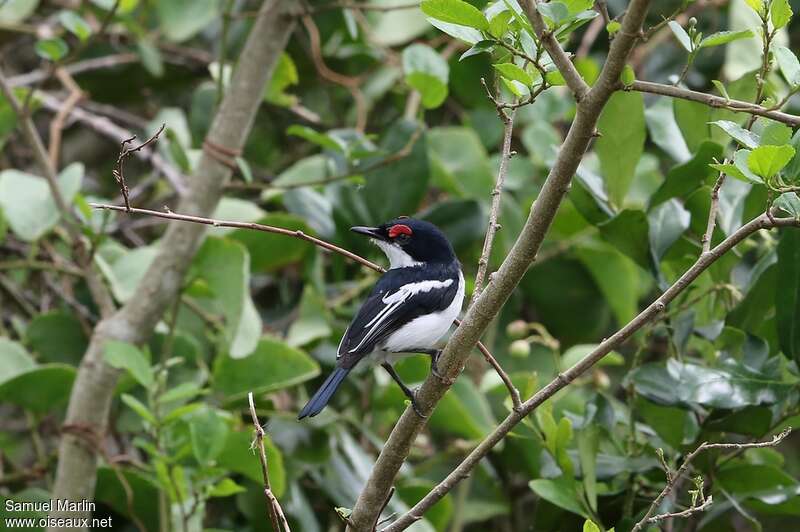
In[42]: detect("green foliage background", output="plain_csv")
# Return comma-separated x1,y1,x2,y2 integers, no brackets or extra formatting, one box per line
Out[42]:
0,0,800,531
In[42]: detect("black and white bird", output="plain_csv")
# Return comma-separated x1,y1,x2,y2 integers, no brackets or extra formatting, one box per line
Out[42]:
297,217,464,419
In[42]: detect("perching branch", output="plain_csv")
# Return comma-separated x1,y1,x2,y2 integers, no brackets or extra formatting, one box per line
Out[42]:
48,3,298,529
626,80,800,127
113,125,166,211
347,2,653,530
382,214,800,532
248,393,291,532
631,428,792,532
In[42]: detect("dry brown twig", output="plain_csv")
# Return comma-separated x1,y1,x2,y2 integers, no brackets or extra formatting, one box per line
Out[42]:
113,125,166,212
248,392,291,532
48,68,85,167
631,428,793,532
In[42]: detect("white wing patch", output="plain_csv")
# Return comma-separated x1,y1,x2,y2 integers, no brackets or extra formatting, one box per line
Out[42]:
347,278,454,354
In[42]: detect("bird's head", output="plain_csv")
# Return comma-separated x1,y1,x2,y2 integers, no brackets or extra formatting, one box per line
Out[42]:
351,217,456,268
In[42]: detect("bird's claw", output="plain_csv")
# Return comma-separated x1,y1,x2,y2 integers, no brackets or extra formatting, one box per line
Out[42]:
431,364,455,386
410,389,427,419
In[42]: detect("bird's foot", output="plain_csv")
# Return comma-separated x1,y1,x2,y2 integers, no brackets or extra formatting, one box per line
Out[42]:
428,350,456,386
409,390,427,419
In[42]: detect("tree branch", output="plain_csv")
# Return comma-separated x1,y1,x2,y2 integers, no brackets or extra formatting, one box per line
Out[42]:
346,2,652,530
382,215,799,531
626,80,800,127
631,428,792,532
522,0,590,100
47,2,298,529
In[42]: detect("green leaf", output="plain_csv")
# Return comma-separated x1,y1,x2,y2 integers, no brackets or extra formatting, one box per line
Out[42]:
774,46,800,86
136,37,164,77
578,428,598,512
229,212,313,272
420,0,489,30
0,0,39,23
776,229,800,363
538,2,569,26
668,20,692,52
35,38,68,61
217,429,286,496
732,148,764,183
699,29,754,48
104,341,154,389
212,336,319,400
95,466,158,531
0,163,83,241
426,18,483,44
761,122,793,146
598,210,651,269
744,0,765,15
775,192,800,217
712,79,731,99
493,62,533,86
121,393,157,425
459,39,495,61
0,364,75,413
771,0,793,29
644,96,691,163
0,338,35,383
396,479,454,531
430,379,496,440
596,91,645,206
287,285,331,347
649,198,691,262
529,478,589,518
209,478,246,498
264,53,299,107
193,237,262,358
287,125,345,153
650,140,723,205
403,44,450,109
97,245,158,303
59,11,92,41
575,244,639,325
627,358,796,409
606,20,621,35
710,120,760,148
748,144,795,179
156,0,219,42
428,126,493,198
189,408,228,464
583,520,602,532
488,9,512,37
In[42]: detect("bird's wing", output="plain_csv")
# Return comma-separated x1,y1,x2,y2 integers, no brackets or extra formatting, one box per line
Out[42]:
336,275,458,368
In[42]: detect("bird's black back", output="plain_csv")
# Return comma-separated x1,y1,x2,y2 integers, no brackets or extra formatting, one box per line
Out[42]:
336,261,460,369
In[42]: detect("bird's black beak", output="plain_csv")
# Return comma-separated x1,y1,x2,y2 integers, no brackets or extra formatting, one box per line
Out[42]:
350,226,386,241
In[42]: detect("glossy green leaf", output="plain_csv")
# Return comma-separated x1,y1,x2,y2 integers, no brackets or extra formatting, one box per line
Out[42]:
403,44,449,108
650,141,722,206
35,38,68,61
430,379,496,440
668,20,692,52
776,229,800,363
774,46,800,86
598,210,651,269
699,29,754,48
121,394,156,425
493,62,533,86
264,53,299,107
189,408,228,463
710,120,760,149
529,478,589,518
771,0,793,29
648,199,690,261
287,286,331,348
156,0,219,42
747,145,795,179
217,429,286,496
212,336,319,400
287,125,345,153
59,11,92,41
104,341,154,389
596,91,645,206
0,364,76,413
420,0,489,30
0,163,83,241
0,338,35,383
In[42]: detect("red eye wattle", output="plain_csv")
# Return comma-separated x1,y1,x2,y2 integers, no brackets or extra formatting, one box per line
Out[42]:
388,224,412,239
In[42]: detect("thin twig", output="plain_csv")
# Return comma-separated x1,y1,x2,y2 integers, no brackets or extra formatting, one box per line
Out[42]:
631,428,792,532
113,124,166,211
48,68,84,167
701,171,726,254
248,393,291,532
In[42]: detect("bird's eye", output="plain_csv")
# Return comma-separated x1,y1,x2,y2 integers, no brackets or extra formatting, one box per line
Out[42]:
388,224,412,239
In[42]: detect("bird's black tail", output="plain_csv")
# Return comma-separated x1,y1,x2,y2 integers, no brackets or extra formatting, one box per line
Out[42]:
298,367,350,419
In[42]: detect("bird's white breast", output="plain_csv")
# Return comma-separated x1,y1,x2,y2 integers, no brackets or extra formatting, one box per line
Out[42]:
379,271,465,356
